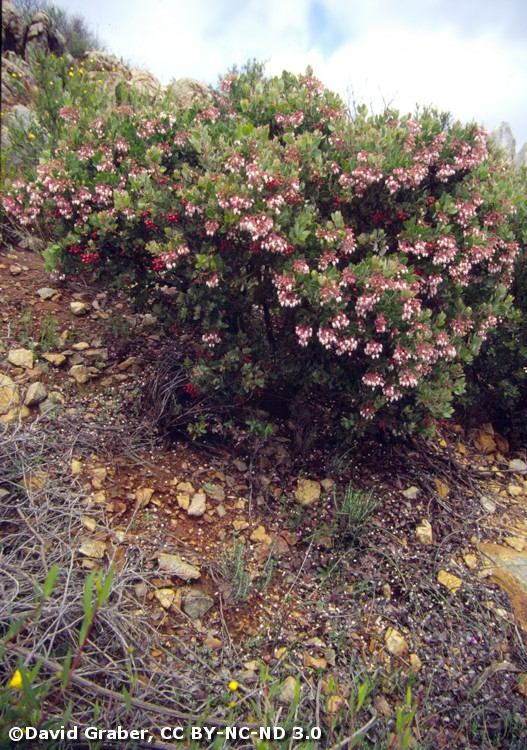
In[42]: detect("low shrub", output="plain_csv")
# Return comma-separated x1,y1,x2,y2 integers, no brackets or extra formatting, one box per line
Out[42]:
2,64,524,437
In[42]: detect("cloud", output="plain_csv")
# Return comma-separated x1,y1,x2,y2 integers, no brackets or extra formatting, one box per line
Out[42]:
55,0,527,145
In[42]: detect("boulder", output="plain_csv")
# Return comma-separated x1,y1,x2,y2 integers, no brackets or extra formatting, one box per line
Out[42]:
2,0,27,56
515,142,527,169
490,122,516,162
164,78,214,110
127,68,161,101
82,49,130,93
82,50,129,75
1,54,37,110
25,11,67,61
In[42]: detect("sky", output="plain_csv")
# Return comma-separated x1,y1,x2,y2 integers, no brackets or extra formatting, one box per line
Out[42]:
51,0,527,148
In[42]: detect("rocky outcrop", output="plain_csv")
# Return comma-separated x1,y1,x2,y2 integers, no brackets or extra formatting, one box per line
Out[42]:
515,142,527,170
165,77,215,109
1,0,215,115
1,0,216,124
1,1,68,61
490,121,527,169
1,53,37,109
2,0,26,56
128,68,162,101
25,10,68,61
491,122,516,162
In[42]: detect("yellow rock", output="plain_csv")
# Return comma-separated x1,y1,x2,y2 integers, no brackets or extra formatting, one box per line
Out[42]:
278,675,300,704
177,481,195,494
504,537,526,552
157,552,200,580
384,627,409,657
81,516,97,532
0,404,31,424
42,353,67,367
22,470,49,492
434,478,450,499
250,525,272,545
177,492,190,510
437,570,463,593
71,459,82,475
478,542,527,634
303,654,327,670
295,478,321,506
233,519,249,531
473,429,496,454
89,467,107,482
154,588,177,609
79,538,107,559
415,519,433,545
7,348,34,369
463,553,479,570
136,487,154,506
0,373,20,415
410,653,422,672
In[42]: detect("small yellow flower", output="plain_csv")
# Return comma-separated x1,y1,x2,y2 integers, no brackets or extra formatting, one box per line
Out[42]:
79,69,84,75
28,133,35,140
9,669,24,690
228,700,237,708
69,71,74,77
49,81,54,86
228,680,239,692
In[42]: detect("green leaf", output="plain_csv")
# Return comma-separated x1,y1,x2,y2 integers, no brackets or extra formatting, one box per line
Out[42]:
82,570,97,617
42,565,59,598
60,652,73,688
97,566,114,606
122,685,132,712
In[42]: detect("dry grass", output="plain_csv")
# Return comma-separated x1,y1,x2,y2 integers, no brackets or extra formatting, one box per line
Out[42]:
1,405,527,749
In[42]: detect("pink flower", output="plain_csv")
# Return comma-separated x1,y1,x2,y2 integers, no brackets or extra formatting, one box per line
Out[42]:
295,325,313,346
202,332,221,347
362,371,385,389
364,340,383,359
331,312,350,330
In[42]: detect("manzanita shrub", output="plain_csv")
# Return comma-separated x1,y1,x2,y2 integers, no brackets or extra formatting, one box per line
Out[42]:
2,63,524,437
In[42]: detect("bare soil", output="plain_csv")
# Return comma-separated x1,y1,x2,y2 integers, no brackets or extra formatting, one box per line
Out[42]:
1,243,526,749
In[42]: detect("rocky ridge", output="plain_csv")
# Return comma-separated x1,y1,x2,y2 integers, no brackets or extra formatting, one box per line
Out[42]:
1,0,214,155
